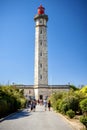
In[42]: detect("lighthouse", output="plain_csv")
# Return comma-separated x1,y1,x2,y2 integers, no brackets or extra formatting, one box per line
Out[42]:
15,5,69,99
34,5,48,100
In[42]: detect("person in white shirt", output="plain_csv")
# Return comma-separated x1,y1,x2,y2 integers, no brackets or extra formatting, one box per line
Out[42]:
43,99,47,111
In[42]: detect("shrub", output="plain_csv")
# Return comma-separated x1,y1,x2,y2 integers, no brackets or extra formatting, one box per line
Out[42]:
69,85,78,91
50,92,64,111
59,100,69,114
68,96,79,113
0,86,26,118
80,116,87,128
0,100,8,117
53,99,61,111
80,98,87,115
80,86,87,94
66,109,75,118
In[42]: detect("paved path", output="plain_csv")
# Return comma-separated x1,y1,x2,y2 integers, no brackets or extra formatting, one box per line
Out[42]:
0,105,73,130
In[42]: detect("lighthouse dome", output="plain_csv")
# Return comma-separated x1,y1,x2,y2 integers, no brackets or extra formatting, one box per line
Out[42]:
38,5,45,15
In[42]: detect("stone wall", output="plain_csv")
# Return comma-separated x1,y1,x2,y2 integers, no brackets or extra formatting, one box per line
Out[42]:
15,84,69,100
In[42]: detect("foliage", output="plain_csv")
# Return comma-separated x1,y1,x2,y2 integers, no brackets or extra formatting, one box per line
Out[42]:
49,92,64,110
59,98,69,114
80,86,87,96
80,98,87,115
66,109,75,118
50,85,87,115
69,85,79,91
80,116,87,128
58,95,79,114
67,96,79,113
49,85,87,127
0,86,26,118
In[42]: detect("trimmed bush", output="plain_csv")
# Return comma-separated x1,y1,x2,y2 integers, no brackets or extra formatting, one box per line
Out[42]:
49,92,64,111
80,98,87,115
80,116,87,128
66,109,75,118
59,100,69,114
0,86,26,118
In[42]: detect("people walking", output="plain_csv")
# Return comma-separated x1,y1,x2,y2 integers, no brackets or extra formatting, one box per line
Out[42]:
30,101,33,111
43,99,47,111
48,100,51,111
33,99,37,112
26,100,29,111
30,100,37,112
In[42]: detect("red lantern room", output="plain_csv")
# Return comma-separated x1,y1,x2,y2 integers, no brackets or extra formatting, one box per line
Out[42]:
38,5,45,15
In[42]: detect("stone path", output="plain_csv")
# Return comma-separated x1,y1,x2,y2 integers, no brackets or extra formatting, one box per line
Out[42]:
0,105,73,130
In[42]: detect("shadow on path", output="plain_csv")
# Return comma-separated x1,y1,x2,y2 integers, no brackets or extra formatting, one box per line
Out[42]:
6,109,32,120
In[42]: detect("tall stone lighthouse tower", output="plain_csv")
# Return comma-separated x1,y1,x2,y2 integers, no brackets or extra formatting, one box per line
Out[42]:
34,5,48,100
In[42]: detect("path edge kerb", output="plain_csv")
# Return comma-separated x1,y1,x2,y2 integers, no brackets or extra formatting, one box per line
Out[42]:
54,110,84,130
56,112,77,130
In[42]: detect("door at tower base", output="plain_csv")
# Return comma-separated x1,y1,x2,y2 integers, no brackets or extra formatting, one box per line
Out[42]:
34,87,50,100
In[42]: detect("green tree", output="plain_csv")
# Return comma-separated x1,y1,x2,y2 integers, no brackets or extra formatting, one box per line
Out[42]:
69,85,79,91
80,86,87,96
49,92,64,111
80,98,87,116
0,85,26,118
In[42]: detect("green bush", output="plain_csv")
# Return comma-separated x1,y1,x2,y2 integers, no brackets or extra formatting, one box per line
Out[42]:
49,92,64,111
80,98,87,115
66,109,75,118
58,95,79,114
80,116,87,128
53,99,61,111
68,96,79,113
49,86,87,117
69,85,78,91
0,100,8,116
59,100,69,114
0,86,26,118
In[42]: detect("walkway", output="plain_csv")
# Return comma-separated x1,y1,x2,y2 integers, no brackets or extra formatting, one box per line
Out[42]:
0,105,73,130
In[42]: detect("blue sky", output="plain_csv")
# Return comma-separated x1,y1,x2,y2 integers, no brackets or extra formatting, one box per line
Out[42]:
0,0,87,87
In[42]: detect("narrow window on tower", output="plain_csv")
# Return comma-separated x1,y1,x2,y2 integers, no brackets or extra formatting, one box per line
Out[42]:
40,41,42,45
40,52,42,56
40,63,42,68
40,19,42,23
40,29,42,34
40,75,42,79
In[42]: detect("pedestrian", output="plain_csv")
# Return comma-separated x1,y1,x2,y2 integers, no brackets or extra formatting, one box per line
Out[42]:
37,99,40,105
26,100,29,111
30,101,34,111
48,100,51,111
43,99,47,111
33,99,37,112
28,100,31,111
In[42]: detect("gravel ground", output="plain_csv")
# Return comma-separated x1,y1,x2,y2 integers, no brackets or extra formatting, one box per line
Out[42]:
56,112,86,130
